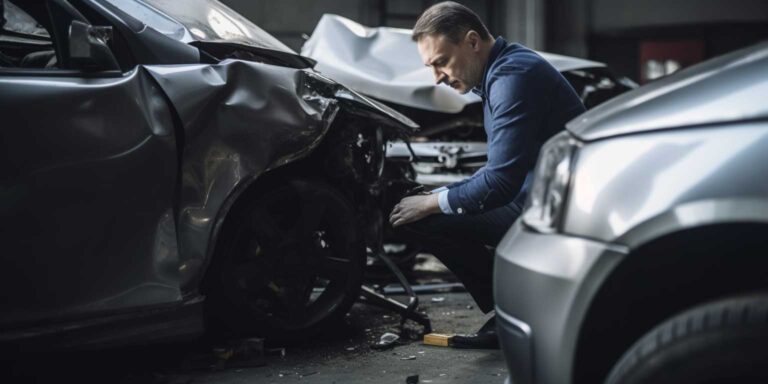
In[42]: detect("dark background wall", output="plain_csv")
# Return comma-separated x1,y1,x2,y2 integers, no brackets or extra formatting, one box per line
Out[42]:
547,0,768,82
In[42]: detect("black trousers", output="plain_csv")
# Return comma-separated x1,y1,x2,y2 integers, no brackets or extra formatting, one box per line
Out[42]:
398,202,522,313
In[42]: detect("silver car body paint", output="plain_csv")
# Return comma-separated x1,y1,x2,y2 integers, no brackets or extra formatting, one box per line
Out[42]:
495,221,627,384
301,14,606,114
568,40,768,141
565,122,768,244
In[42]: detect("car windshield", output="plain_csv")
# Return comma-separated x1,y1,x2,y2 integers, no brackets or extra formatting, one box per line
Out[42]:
102,0,294,53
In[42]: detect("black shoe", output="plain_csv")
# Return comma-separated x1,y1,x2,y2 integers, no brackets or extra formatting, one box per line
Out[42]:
450,315,499,349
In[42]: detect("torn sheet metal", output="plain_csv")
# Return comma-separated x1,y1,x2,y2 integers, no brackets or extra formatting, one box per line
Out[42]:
144,60,339,288
143,59,416,288
301,14,606,114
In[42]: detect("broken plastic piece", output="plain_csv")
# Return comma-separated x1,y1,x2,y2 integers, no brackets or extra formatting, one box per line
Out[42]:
400,355,416,360
406,374,419,384
371,332,400,350
430,297,445,303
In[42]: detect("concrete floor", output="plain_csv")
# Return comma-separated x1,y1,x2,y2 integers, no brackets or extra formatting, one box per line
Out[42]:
5,256,508,384
177,292,507,384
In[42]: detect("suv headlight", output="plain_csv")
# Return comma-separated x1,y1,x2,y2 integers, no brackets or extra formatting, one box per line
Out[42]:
522,131,580,232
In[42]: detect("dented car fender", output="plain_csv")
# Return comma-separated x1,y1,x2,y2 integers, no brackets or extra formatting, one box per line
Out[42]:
143,59,417,290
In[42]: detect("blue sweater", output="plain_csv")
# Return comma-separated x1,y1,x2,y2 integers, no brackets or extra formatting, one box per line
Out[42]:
439,38,585,215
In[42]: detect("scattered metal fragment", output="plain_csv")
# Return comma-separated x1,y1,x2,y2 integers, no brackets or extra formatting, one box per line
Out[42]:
400,355,416,360
406,374,419,384
346,347,356,351
430,297,445,303
300,371,319,377
371,332,400,350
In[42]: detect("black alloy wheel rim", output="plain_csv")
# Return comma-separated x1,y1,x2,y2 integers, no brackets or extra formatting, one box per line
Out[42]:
222,184,359,331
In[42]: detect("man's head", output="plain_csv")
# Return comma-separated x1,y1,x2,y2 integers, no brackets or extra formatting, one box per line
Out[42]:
412,2,494,94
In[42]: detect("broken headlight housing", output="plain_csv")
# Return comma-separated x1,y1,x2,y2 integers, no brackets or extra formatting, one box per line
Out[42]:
522,131,580,233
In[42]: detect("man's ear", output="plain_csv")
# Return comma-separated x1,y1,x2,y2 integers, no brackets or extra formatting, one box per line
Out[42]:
465,30,481,51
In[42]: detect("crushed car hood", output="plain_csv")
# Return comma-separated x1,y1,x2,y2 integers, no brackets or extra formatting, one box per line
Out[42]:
567,40,768,141
301,14,606,114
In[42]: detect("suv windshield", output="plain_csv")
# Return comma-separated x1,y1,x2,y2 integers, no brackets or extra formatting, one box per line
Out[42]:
102,0,293,53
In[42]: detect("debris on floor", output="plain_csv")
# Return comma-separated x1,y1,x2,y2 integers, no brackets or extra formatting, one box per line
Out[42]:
371,332,401,350
266,347,286,358
406,374,420,383
400,355,416,360
430,297,445,303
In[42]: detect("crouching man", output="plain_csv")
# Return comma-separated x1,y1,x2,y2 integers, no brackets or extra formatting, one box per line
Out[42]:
389,1,585,348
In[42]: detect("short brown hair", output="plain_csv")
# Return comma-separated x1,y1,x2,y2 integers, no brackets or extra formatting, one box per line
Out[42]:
412,2,493,43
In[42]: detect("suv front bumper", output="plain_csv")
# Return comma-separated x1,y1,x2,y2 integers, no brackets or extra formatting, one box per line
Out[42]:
494,221,627,384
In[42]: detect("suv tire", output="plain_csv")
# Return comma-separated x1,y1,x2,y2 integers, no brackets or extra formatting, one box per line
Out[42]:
605,294,768,384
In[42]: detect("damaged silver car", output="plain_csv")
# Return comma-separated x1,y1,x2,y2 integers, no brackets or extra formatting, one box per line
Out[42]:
302,14,636,187
0,0,417,349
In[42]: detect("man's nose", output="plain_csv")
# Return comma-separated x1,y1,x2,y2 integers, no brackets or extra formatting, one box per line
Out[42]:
433,69,447,85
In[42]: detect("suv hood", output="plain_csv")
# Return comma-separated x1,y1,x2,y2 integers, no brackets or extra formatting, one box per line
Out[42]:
568,40,768,141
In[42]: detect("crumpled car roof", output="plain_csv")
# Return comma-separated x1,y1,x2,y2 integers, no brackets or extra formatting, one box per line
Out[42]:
301,14,606,114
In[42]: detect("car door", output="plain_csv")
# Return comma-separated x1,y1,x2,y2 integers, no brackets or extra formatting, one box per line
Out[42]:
0,0,182,327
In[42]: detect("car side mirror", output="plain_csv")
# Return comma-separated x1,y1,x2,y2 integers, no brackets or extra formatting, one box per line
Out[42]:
69,20,120,71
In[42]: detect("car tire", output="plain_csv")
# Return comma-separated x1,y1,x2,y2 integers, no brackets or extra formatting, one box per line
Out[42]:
205,178,365,341
605,294,768,384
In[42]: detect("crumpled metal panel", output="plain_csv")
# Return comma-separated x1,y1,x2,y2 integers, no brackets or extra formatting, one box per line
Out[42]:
144,59,340,289
301,14,605,114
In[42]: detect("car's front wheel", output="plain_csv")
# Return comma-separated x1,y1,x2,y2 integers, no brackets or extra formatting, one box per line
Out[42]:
205,178,365,340
605,294,768,384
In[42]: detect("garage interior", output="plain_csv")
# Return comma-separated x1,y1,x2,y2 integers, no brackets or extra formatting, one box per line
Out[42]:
222,0,768,83
3,1,768,383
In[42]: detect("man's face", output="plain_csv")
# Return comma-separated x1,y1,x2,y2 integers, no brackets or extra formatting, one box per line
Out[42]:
417,32,485,94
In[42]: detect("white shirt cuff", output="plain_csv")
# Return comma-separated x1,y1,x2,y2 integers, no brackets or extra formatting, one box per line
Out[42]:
430,186,448,193
437,189,453,214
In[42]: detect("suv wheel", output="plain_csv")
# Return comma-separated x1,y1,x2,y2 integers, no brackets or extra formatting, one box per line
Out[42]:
606,294,768,384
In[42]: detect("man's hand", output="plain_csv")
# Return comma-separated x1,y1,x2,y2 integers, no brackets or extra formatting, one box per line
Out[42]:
389,193,441,227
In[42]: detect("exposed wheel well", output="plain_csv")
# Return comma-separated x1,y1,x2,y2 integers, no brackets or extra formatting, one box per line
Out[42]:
573,222,768,384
